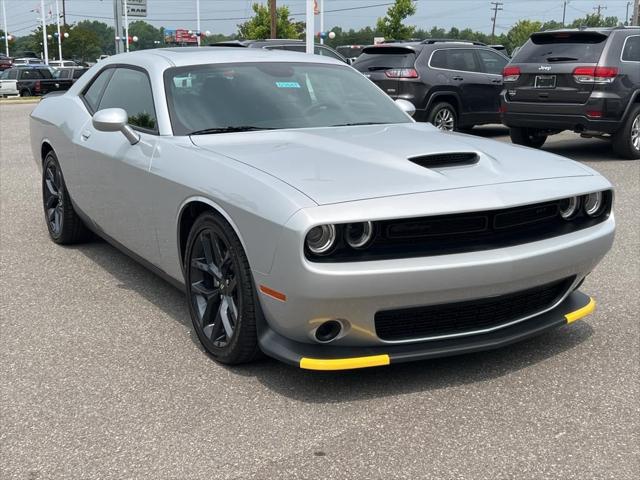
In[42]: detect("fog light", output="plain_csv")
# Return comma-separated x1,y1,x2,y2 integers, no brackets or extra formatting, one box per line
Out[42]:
315,320,342,343
306,225,336,255
345,221,374,249
584,192,604,217
559,196,579,219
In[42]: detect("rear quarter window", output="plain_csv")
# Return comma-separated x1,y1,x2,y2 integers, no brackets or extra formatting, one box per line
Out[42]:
513,32,608,64
622,35,640,62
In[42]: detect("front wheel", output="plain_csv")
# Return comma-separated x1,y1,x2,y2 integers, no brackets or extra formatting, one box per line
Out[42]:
185,212,260,364
509,127,547,148
612,105,640,160
427,102,457,131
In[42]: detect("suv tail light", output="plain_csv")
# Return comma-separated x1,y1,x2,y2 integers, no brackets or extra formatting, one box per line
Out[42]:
384,68,419,79
35,80,41,93
502,66,521,82
572,66,618,84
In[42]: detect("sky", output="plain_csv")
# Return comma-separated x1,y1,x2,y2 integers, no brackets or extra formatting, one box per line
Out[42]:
1,0,636,38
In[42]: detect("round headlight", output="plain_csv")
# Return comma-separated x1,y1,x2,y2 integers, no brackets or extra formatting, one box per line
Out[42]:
345,221,374,249
559,196,579,219
306,224,336,255
584,192,604,217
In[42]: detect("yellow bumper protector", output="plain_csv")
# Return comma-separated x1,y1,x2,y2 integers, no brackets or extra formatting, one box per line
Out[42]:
300,354,390,371
565,297,596,324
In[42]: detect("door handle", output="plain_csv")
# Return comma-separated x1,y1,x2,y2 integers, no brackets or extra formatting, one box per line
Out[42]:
81,130,91,141
452,76,464,81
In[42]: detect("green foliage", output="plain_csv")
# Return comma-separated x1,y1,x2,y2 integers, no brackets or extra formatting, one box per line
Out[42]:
237,3,304,39
505,20,542,52
376,0,417,40
128,21,163,50
569,14,620,28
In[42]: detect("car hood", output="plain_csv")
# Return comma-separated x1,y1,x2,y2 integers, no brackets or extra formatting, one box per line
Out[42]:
191,123,593,205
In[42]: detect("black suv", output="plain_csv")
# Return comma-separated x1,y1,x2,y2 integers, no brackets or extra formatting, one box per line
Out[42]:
501,27,640,159
209,39,349,63
352,40,509,130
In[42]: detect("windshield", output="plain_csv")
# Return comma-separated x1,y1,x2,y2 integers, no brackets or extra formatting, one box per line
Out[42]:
164,62,411,135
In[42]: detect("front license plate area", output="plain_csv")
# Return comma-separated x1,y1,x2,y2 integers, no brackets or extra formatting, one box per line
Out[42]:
534,75,556,88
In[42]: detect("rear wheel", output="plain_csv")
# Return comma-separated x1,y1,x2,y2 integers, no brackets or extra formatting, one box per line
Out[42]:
20,89,31,97
185,212,260,364
509,127,547,148
42,151,89,244
612,105,640,160
427,102,457,131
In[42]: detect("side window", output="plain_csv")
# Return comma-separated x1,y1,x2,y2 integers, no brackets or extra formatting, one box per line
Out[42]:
445,49,481,72
315,46,346,62
622,35,640,62
98,68,157,131
5,69,17,80
430,50,447,69
73,69,86,79
83,68,114,112
477,49,508,75
21,69,40,79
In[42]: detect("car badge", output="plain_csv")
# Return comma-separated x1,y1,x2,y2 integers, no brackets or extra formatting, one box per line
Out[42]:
538,65,551,71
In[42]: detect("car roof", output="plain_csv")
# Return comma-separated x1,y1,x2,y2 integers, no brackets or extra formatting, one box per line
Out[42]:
100,46,345,69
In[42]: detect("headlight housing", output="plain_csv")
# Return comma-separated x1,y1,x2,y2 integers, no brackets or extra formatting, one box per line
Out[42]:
305,224,336,255
559,196,580,219
583,191,604,217
345,221,374,249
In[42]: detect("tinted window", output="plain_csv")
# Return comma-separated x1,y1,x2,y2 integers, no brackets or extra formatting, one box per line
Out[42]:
83,68,114,112
477,49,508,74
513,32,607,63
622,35,640,62
19,69,45,80
316,46,345,61
73,69,86,79
165,62,411,135
54,69,71,79
98,68,157,131
2,69,17,79
430,49,480,72
353,48,416,70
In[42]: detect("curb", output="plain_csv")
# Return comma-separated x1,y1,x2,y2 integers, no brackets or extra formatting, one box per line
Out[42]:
0,97,41,105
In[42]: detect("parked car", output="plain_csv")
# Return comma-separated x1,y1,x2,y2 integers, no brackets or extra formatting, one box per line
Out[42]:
353,40,509,131
13,57,45,66
53,66,87,83
0,66,74,97
49,60,78,68
501,26,640,159
336,44,366,62
209,39,349,63
0,53,12,71
30,47,613,370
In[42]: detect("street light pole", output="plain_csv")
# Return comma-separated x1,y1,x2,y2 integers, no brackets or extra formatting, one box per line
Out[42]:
306,0,313,54
40,0,49,64
196,0,201,46
1,0,9,56
124,0,129,52
320,0,324,45
55,0,62,62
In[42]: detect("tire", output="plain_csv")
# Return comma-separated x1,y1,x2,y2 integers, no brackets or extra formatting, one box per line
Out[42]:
612,104,640,160
42,151,89,244
185,212,260,364
509,127,547,148
427,102,457,131
20,89,31,97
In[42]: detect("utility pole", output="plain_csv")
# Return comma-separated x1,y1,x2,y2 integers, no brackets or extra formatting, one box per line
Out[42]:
633,0,639,26
562,1,569,27
490,2,503,42
113,0,123,54
124,0,129,52
626,2,631,25
320,0,324,45
270,0,276,39
1,0,9,56
593,5,606,18
305,0,313,53
62,0,66,25
40,0,49,64
55,0,62,62
196,0,201,46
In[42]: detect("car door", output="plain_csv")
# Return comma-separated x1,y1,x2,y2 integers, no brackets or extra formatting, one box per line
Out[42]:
476,48,509,114
72,66,161,261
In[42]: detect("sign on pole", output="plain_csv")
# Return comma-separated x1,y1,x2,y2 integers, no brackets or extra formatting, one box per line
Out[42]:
123,0,147,18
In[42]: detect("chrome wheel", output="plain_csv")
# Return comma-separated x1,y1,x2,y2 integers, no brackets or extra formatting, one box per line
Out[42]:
632,114,640,151
189,227,240,348
433,107,455,131
43,162,64,236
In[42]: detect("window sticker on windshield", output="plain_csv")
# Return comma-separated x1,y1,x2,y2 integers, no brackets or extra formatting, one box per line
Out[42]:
275,81,301,89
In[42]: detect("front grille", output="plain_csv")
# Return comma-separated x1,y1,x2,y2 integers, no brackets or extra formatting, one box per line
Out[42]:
375,278,573,341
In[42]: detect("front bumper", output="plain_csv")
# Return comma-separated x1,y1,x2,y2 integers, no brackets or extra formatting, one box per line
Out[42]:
258,291,595,370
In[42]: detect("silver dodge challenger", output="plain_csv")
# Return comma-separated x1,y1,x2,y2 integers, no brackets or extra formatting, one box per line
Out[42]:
30,48,615,370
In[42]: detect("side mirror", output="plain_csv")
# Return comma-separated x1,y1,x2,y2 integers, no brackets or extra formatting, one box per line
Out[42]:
395,99,416,117
92,107,140,145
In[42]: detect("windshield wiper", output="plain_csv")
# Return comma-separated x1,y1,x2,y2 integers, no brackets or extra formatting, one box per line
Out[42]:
546,56,578,62
330,122,388,127
188,126,276,135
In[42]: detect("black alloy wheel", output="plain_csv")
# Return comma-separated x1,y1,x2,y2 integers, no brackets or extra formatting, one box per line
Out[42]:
42,151,88,244
185,212,259,364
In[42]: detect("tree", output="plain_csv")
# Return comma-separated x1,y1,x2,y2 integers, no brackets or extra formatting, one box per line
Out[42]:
63,25,102,62
376,0,417,40
128,21,163,50
237,3,303,39
570,14,619,28
504,20,542,53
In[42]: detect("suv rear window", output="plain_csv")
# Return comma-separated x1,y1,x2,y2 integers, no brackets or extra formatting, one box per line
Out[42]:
353,47,416,70
513,32,608,64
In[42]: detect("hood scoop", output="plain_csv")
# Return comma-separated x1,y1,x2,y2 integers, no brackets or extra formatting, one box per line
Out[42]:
409,152,479,169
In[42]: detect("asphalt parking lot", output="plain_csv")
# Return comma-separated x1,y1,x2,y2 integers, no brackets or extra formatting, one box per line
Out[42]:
1,103,638,480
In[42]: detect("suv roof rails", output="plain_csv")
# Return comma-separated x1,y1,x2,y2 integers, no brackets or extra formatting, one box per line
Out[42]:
421,38,487,46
